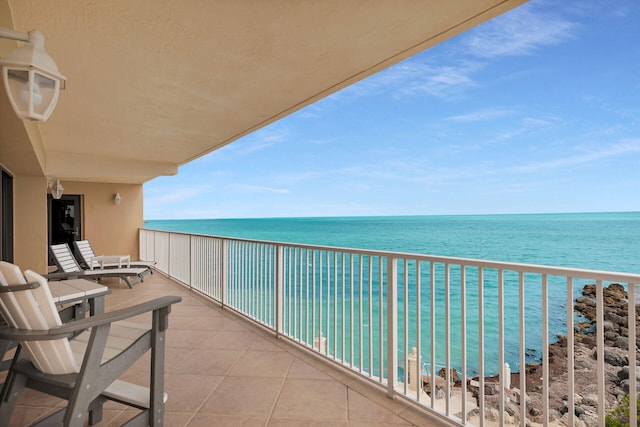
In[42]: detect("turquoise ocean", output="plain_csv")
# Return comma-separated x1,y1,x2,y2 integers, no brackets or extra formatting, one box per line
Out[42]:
145,212,640,375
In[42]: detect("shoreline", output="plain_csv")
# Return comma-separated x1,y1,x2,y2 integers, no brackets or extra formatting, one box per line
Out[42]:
466,282,639,426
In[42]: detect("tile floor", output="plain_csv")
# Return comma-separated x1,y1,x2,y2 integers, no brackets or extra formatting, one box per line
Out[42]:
7,273,446,426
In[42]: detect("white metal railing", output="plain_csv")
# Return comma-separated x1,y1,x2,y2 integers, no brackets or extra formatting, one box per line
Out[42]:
140,228,639,427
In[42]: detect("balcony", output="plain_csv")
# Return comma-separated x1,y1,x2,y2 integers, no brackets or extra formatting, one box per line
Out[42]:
8,271,440,426
8,228,639,426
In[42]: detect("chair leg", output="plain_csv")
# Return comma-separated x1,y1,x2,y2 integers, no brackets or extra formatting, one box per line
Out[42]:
150,311,167,426
88,396,106,425
64,325,110,427
0,347,28,426
123,276,134,289
0,339,16,372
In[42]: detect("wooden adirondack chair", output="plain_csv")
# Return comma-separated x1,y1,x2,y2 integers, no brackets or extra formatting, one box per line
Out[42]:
0,261,181,426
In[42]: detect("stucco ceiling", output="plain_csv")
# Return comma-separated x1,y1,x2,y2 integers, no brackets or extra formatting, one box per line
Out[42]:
2,0,526,184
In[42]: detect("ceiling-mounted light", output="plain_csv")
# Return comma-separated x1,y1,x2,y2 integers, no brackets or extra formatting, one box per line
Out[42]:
0,27,66,121
48,179,64,199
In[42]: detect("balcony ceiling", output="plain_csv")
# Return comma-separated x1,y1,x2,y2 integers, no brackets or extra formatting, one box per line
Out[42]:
2,0,525,184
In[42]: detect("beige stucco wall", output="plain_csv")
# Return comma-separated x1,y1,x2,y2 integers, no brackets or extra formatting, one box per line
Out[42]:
13,175,48,273
5,177,144,273
62,182,143,261
1,2,143,271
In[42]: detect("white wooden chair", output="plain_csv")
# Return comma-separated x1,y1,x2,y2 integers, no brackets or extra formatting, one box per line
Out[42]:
0,261,181,426
48,243,149,289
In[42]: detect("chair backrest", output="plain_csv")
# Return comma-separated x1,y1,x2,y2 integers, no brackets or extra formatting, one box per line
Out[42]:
50,243,82,273
73,240,96,269
0,262,79,374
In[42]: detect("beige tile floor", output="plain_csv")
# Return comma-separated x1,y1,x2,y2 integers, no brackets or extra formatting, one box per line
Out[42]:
7,273,446,427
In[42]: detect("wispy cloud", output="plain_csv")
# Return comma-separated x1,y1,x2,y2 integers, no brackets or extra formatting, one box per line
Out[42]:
336,1,578,102
329,57,482,102
461,3,577,58
402,62,481,99
145,186,208,205
226,126,289,156
446,108,513,122
510,140,640,173
229,184,290,194
521,116,558,128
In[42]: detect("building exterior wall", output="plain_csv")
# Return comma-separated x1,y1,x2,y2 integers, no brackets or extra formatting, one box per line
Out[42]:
62,182,143,262
13,175,47,273
0,3,143,273
7,178,144,273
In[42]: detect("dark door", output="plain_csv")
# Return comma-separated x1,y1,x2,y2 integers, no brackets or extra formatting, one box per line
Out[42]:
48,194,82,264
1,169,13,262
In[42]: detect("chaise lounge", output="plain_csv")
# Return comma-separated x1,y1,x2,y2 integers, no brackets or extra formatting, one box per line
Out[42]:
48,243,149,289
73,239,156,273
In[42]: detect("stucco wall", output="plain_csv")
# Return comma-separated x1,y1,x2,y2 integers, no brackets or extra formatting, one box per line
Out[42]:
6,178,143,273
13,175,48,273
62,182,143,261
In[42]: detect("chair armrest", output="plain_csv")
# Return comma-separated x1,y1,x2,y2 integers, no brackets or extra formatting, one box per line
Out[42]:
0,296,182,341
0,282,40,293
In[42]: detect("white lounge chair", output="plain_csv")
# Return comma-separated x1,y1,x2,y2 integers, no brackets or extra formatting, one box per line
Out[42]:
0,261,180,426
49,243,149,289
73,239,156,273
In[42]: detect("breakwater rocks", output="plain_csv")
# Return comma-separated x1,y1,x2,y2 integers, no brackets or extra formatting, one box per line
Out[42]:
467,283,638,426
525,283,638,426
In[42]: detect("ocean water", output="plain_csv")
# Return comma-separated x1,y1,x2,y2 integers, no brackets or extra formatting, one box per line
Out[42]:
145,212,640,374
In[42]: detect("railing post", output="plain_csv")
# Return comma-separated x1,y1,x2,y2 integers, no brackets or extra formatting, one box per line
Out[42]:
387,256,398,398
276,245,284,338
221,239,228,307
188,234,192,289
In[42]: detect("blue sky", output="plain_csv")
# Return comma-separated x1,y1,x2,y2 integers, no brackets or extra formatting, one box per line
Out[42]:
144,0,640,220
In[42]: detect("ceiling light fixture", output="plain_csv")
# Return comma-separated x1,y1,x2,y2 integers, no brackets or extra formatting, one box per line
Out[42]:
48,178,64,199
0,27,66,121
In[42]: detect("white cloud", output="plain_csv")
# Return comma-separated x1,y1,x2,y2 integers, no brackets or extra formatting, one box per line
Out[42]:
226,126,289,156
461,2,577,58
328,2,578,104
230,184,290,194
145,186,207,205
510,140,640,173
446,108,513,122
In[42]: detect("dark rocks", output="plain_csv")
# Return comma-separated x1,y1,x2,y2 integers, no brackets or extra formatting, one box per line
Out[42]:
582,284,597,297
617,366,630,381
614,335,629,350
605,311,627,328
540,283,639,426
609,283,626,294
604,349,627,367
476,283,637,426
620,379,640,394
576,296,596,307
616,366,640,394
438,367,460,384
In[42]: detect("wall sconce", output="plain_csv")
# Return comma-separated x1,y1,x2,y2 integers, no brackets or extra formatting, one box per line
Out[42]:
114,192,122,205
48,178,64,199
0,27,66,121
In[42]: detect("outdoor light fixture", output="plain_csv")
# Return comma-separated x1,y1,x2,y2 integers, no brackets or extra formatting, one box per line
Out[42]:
114,192,122,205
48,179,64,199
0,27,66,121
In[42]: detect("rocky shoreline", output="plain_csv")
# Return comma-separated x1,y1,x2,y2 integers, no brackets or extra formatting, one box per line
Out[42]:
466,283,639,426
519,283,638,426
